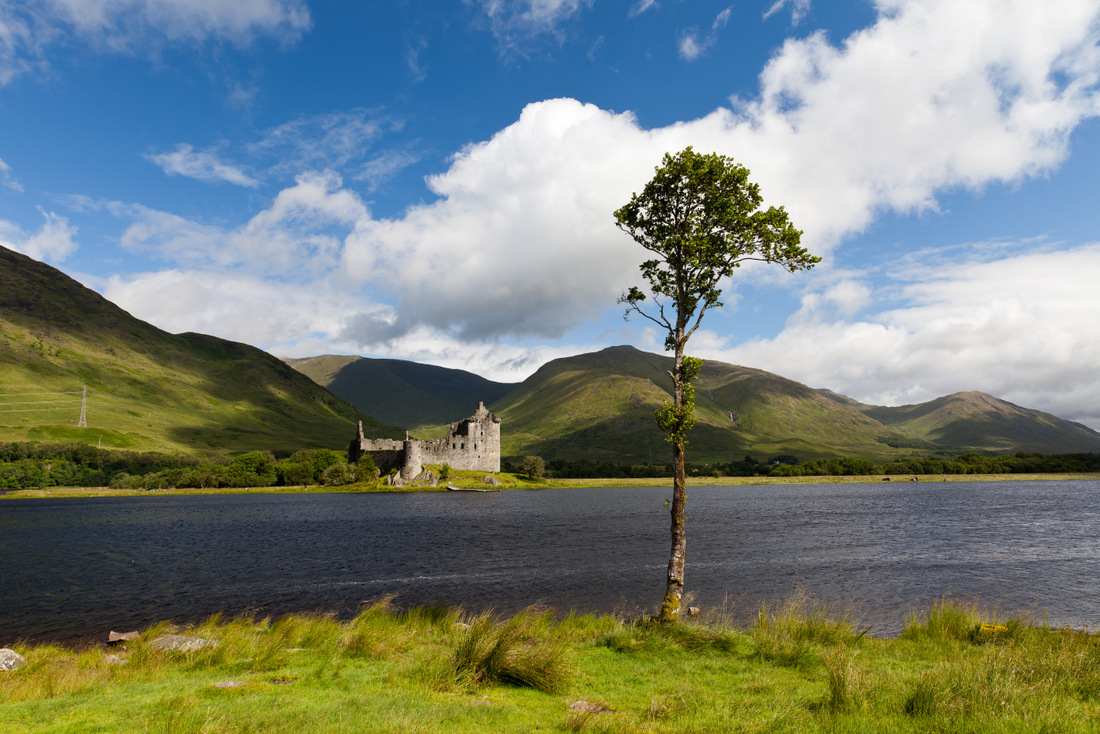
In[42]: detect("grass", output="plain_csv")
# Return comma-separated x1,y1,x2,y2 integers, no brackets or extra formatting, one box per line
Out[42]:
2,598,1098,732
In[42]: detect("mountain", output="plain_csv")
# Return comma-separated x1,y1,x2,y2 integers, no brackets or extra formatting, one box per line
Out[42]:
294,344,1100,463
286,355,517,430
491,345,914,463
824,390,1100,454
0,246,398,453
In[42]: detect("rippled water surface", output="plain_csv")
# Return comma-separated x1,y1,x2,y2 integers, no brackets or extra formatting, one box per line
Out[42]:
2,480,1098,641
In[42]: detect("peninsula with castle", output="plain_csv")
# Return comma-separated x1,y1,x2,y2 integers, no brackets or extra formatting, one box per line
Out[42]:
348,401,501,483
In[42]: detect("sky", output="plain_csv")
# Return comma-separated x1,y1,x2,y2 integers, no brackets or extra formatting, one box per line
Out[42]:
3,0,1100,429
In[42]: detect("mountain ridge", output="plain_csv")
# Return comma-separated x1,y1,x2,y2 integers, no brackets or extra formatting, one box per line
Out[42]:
0,245,399,453
295,344,1100,462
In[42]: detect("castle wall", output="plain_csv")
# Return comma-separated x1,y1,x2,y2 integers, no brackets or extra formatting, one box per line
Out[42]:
348,402,501,479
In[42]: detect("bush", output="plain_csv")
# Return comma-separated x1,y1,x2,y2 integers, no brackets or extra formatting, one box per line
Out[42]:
522,456,545,480
321,462,353,486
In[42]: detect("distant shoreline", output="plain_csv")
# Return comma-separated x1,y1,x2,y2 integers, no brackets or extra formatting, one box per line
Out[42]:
4,471,1098,499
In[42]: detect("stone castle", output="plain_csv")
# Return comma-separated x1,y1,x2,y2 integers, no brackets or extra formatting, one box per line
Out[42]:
348,402,501,480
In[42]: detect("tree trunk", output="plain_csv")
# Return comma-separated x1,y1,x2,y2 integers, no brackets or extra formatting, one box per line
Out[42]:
659,345,688,623
660,438,687,621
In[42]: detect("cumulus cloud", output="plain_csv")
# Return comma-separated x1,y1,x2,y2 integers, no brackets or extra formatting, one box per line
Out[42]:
0,0,310,84
712,243,1100,429
145,144,260,187
0,207,78,263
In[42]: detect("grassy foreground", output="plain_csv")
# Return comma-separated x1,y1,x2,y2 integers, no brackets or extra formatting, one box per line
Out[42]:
2,598,1098,733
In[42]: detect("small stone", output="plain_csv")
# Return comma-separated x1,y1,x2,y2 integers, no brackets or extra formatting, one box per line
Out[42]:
149,635,218,653
108,630,140,644
687,606,701,617
0,648,26,671
568,700,614,715
103,654,128,665
213,681,246,689
481,475,502,485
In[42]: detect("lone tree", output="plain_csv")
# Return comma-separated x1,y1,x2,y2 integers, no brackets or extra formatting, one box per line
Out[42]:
614,147,819,622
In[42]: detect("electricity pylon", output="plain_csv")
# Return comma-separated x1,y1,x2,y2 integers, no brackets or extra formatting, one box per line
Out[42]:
78,384,87,428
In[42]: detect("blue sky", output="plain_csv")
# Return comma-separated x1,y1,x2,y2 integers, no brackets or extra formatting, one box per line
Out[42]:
3,0,1100,429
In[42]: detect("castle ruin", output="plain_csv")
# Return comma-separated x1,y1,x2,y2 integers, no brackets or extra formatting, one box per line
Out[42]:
348,402,501,480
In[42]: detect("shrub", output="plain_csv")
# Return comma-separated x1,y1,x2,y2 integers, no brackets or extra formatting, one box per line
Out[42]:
320,462,352,486
522,456,545,480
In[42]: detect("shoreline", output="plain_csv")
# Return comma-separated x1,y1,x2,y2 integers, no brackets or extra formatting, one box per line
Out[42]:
3,471,1099,499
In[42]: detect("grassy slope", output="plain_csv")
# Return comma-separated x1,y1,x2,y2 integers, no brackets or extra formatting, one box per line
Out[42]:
0,246,399,454
493,346,915,463
2,599,1098,733
859,391,1100,454
287,355,517,431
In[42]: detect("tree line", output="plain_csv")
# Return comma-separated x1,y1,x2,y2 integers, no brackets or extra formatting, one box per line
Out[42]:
3,441,1099,490
518,452,1100,479
0,442,378,490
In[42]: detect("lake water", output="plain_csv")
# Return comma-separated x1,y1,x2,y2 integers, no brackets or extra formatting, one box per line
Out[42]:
2,480,1098,643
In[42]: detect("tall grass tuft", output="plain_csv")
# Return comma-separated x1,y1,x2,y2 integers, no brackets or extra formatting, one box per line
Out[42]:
902,598,1026,645
340,597,417,659
751,592,856,667
449,608,570,692
820,648,862,714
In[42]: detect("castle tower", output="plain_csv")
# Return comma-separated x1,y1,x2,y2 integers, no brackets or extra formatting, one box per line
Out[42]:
401,430,422,480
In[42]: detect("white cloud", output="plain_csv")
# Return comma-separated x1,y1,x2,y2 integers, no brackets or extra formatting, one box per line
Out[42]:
118,170,367,275
41,0,310,49
678,33,704,62
0,207,78,263
356,149,420,191
342,99,662,343
0,158,22,191
0,0,309,84
471,0,593,48
628,0,658,19
145,144,260,187
248,108,397,177
763,0,812,25
678,6,733,61
102,268,357,348
711,243,1100,428
405,35,428,81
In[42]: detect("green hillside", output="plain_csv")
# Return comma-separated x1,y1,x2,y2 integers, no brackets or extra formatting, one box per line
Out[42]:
492,345,917,463
851,391,1100,454
286,354,517,431
0,246,398,454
